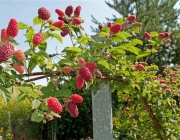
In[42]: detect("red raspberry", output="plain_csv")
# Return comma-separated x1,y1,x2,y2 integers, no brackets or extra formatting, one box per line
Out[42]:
65,5,73,17
107,22,113,28
53,20,64,28
14,50,25,62
79,67,92,82
47,97,63,114
85,62,97,73
76,75,84,89
144,32,151,40
60,28,69,37
33,33,44,45
72,17,82,25
58,16,64,20
164,32,170,37
55,9,64,17
1,28,8,42
127,15,136,22
76,58,85,64
98,24,103,30
62,66,71,73
71,94,83,103
12,62,24,74
158,33,165,38
74,6,82,16
135,64,145,71
38,7,50,20
0,42,14,61
165,39,171,44
7,18,18,38
110,24,122,34
66,101,79,117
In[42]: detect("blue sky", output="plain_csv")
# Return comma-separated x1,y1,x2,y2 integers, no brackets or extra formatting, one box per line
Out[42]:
0,0,120,84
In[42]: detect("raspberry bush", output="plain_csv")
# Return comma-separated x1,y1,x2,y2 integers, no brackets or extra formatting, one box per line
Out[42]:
0,5,179,140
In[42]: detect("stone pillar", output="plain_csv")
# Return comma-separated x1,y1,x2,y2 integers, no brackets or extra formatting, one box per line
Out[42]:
91,82,113,140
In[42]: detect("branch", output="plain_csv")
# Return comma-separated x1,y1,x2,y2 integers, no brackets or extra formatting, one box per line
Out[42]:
142,98,165,140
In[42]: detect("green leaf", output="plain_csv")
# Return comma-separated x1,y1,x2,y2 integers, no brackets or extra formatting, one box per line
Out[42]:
28,58,37,72
114,18,124,24
33,16,43,25
17,92,27,102
136,52,149,60
55,89,72,97
64,47,82,53
98,32,107,37
121,44,142,55
132,27,139,33
98,60,111,71
17,86,38,98
150,32,158,37
112,31,131,42
101,26,110,32
0,73,6,84
125,55,136,61
26,29,34,41
38,42,47,51
18,22,29,30
31,111,44,122
131,39,143,46
50,33,63,43
46,25,61,31
0,85,11,104
40,104,48,111
32,99,41,109
50,111,61,118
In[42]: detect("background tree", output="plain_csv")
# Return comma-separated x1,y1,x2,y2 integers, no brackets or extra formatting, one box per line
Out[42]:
91,0,180,66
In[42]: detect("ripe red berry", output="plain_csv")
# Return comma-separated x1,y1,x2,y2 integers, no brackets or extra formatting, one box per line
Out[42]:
127,15,136,22
55,9,64,17
98,24,103,30
107,22,113,28
53,20,64,28
110,24,122,34
158,33,165,38
0,42,14,61
33,33,44,45
144,32,151,40
135,64,145,71
60,28,69,37
66,101,79,117
85,62,97,73
12,62,24,74
76,75,84,89
79,66,92,82
164,32,170,37
62,66,71,73
1,28,8,42
71,94,83,103
65,5,73,17
76,58,85,64
38,7,50,20
72,17,82,25
47,97,63,114
14,50,25,62
7,18,18,38
74,6,82,16
58,16,64,20
165,39,171,44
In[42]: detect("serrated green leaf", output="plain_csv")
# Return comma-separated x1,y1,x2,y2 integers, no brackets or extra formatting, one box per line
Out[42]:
28,58,37,72
0,85,11,104
17,92,27,102
114,18,124,24
50,33,63,43
31,111,44,122
98,32,107,37
64,47,82,53
112,31,131,42
46,25,61,31
0,73,5,84
40,104,48,111
121,44,142,55
98,60,111,71
32,99,41,109
131,39,143,46
132,27,139,33
17,86,38,98
150,32,158,37
101,26,110,32
18,22,29,30
33,16,43,25
26,30,34,41
55,89,72,97
38,42,47,51
136,52,149,60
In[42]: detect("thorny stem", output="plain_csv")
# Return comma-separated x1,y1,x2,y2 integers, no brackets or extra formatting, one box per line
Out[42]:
142,98,165,140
